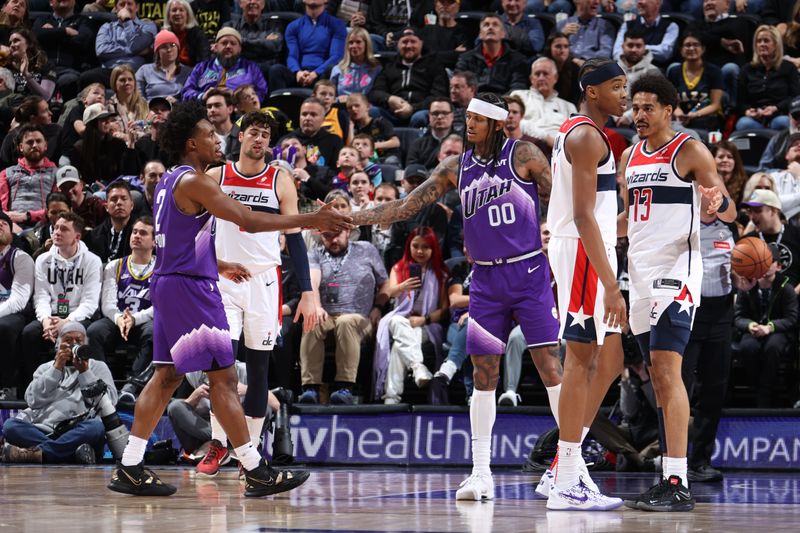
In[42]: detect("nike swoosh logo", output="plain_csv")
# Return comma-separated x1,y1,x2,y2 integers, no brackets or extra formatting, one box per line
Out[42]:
266,281,275,286
528,266,540,274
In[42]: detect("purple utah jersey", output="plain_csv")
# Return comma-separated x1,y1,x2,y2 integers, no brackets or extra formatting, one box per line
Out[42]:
153,165,219,280
459,138,543,262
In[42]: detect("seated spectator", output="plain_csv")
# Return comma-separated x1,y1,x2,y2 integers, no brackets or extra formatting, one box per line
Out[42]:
298,226,390,404
525,0,573,15
500,0,544,56
7,29,56,100
64,104,139,189
269,0,346,90
225,0,285,78
22,212,101,384
86,181,135,264
1,322,114,464
503,94,544,153
181,27,268,102
135,30,192,102
428,253,472,405
759,96,800,172
510,58,577,149
83,0,157,87
556,0,613,63
784,3,800,69
330,145,362,193
418,0,471,69
30,191,69,258
543,32,580,107
0,0,28,46
0,65,17,113
0,210,33,398
350,133,385,185
615,27,662,128
711,140,748,205
0,96,62,168
275,134,335,203
290,97,344,169
742,172,778,205
135,160,165,217
734,248,798,407
330,27,382,99
769,133,800,224
364,181,398,261
366,0,411,50
162,0,209,67
190,0,231,41
369,26,449,127
0,123,57,229
57,83,105,154
436,133,464,214
691,0,751,106
133,97,171,166
376,226,449,404
346,93,401,166
313,79,349,141
449,70,477,135
612,0,679,68
204,88,240,160
348,170,373,211
109,64,149,128
743,190,800,288
736,25,800,131
668,31,724,133
56,165,106,230
455,14,528,94
87,216,154,378
407,98,455,169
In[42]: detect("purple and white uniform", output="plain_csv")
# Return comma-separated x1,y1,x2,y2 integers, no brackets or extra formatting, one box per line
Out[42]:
459,138,559,355
151,164,234,374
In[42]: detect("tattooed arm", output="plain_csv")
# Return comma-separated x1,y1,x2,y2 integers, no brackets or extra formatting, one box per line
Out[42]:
513,140,552,207
350,155,458,226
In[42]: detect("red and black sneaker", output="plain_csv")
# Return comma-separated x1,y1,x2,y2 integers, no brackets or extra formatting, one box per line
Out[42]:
196,439,230,477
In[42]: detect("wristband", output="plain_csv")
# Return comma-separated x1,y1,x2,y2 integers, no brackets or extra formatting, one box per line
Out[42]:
768,321,775,333
719,195,730,213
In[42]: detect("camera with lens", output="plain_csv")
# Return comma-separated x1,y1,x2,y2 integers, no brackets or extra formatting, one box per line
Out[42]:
81,379,130,460
71,343,91,361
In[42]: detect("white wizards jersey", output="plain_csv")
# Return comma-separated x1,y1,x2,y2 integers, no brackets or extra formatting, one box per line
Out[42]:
549,115,618,245
625,132,702,300
216,161,282,273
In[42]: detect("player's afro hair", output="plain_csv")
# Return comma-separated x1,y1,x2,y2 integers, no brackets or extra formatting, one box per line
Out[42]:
159,101,209,163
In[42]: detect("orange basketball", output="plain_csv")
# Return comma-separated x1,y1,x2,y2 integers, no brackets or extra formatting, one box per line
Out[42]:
731,237,774,279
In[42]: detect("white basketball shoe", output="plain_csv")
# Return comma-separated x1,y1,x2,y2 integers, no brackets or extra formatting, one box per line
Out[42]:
546,475,623,511
455,473,495,501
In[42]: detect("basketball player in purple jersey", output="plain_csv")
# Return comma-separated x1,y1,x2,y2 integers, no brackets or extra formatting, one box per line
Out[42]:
107,102,351,497
351,93,562,500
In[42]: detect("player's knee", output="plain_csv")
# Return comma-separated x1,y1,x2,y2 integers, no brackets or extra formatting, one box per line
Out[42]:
153,366,183,389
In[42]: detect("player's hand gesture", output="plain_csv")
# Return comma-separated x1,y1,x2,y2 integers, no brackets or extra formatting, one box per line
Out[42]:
603,285,627,329
699,185,723,215
310,200,354,232
219,261,252,284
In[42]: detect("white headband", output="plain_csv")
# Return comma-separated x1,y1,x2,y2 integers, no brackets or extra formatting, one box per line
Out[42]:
466,98,509,121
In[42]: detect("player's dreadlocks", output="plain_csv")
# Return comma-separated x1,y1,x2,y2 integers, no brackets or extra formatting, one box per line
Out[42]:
462,92,509,176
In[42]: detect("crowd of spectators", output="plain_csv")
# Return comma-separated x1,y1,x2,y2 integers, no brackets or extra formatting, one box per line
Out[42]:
1,0,800,466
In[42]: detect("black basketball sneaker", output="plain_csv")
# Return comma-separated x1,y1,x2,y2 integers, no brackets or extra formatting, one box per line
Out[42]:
243,459,310,497
625,475,695,512
108,462,177,496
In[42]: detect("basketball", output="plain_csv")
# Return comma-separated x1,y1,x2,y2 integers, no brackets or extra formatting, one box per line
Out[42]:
731,237,774,279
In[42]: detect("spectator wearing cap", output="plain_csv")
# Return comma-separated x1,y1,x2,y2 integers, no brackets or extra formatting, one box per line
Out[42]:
769,133,800,224
31,0,94,101
80,0,158,88
162,0,210,67
406,98,455,170
135,30,192,102
0,124,58,230
134,98,172,167
369,26,449,127
268,0,347,91
56,166,107,230
224,0,285,81
743,189,800,289
759,97,800,172
0,209,34,399
181,27,268,101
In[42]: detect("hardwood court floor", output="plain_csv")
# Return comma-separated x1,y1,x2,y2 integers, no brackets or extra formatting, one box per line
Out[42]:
1,465,799,532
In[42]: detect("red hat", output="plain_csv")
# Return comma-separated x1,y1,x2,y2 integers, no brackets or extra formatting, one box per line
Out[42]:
154,30,180,52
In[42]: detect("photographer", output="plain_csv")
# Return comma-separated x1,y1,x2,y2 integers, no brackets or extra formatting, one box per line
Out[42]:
1,323,115,464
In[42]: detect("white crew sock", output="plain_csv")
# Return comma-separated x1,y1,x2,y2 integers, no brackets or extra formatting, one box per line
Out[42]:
554,440,582,490
545,384,561,428
234,442,262,471
663,456,688,487
580,426,590,443
210,411,228,447
121,435,148,467
470,389,496,476
246,416,265,450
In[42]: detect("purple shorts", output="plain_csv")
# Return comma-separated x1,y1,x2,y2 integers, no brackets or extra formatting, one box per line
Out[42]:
467,252,559,355
152,274,235,374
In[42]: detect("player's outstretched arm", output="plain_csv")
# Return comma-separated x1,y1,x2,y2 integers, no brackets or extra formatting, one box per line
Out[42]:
350,155,458,226
680,140,737,223
513,141,552,206
182,171,353,233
